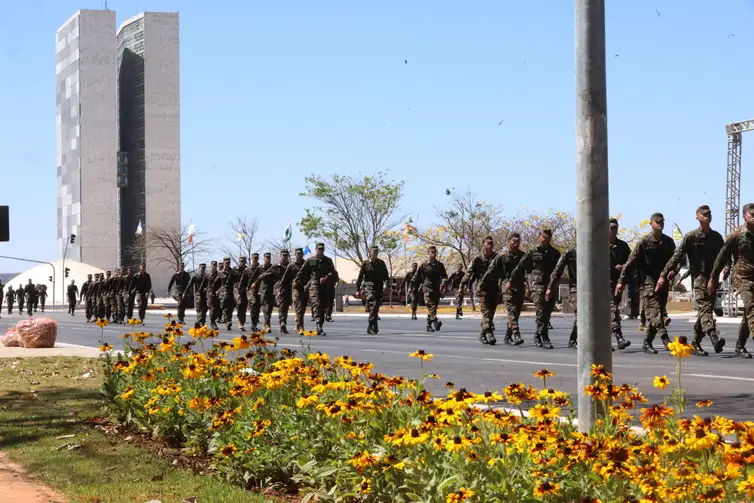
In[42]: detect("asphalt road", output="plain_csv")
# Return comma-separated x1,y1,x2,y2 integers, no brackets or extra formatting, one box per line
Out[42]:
2,308,753,420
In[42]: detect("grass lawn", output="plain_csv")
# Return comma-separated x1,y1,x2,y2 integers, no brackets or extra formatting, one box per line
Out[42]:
0,357,279,503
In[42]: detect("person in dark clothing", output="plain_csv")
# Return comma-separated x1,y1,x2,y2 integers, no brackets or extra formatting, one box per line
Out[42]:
67,280,79,315
131,263,152,323
168,262,191,324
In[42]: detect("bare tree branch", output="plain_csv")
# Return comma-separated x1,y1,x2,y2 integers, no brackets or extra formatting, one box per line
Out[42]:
221,214,260,265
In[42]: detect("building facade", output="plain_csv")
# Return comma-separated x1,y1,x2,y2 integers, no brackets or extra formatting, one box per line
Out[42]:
56,9,118,267
56,9,180,296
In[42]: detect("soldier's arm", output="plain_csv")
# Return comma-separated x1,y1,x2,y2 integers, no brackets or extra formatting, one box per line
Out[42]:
168,275,175,292
410,265,423,290
548,253,568,292
661,234,689,278
509,252,532,285
378,261,390,289
356,263,366,291
712,232,738,280
618,241,643,284
146,275,152,293
295,261,311,286
479,254,502,288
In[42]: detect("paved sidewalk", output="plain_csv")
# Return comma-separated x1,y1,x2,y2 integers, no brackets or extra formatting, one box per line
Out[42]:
0,453,66,503
0,343,100,359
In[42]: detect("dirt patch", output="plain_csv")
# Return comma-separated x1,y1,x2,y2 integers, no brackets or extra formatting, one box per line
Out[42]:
0,452,67,503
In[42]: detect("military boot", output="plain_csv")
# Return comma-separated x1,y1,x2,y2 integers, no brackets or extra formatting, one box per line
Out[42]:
512,328,524,346
568,325,578,349
226,322,232,331
691,333,708,356
503,327,513,345
316,323,327,336
426,322,435,333
433,319,443,332
280,324,289,335
263,324,271,334
372,320,379,334
736,344,752,359
455,307,462,320
614,332,631,350
295,325,303,335
663,316,672,327
486,330,497,346
479,330,489,345
660,335,671,352
708,331,725,354
643,338,658,354
533,333,544,348
239,324,246,332
367,321,375,335
411,312,417,320
542,334,554,350
325,315,334,323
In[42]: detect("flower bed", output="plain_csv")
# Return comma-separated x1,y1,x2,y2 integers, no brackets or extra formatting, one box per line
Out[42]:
101,318,754,502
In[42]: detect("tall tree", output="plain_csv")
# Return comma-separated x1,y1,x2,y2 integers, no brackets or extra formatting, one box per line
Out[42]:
298,171,407,267
498,209,577,251
221,215,260,264
143,225,213,271
412,189,504,268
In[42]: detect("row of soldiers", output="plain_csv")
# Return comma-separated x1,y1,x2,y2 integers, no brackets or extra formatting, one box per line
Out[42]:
1,280,48,316
70,264,153,322
166,244,338,335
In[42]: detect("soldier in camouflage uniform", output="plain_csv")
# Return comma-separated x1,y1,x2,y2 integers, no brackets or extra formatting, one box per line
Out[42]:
256,250,291,333
24,279,35,316
168,262,191,324
39,284,47,313
132,263,152,323
659,205,725,356
547,247,578,348
232,257,249,331
403,263,419,320
509,229,561,350
411,246,448,332
217,257,236,330
4,282,12,315
481,233,526,346
711,203,754,359
275,252,294,333
325,271,338,323
282,248,308,334
608,219,632,350
356,245,390,334
122,268,135,322
207,261,221,330
466,236,498,344
445,263,465,319
190,263,209,326
617,213,676,354
295,243,337,335
102,270,114,321
15,285,23,315
247,253,268,331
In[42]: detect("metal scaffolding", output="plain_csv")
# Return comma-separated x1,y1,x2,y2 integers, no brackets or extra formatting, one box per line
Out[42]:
723,120,754,315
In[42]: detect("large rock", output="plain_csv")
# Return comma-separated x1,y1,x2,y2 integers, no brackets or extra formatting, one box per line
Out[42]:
15,318,58,348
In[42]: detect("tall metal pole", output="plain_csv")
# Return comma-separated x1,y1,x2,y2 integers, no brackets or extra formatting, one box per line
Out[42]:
575,0,612,432
61,237,70,307
0,256,56,308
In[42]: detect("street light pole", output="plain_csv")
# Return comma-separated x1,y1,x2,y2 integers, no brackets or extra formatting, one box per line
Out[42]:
0,256,57,308
575,0,612,432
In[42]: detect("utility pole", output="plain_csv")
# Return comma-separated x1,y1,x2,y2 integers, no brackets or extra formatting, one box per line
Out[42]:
575,0,612,432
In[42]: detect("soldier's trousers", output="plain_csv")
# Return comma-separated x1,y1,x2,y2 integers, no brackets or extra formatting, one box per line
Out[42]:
25,295,32,316
568,288,578,340
208,296,220,324
691,276,715,337
126,294,135,320
504,289,524,333
7,300,13,314
325,289,334,319
236,295,248,327
478,292,498,332
293,289,309,329
176,294,190,322
18,298,23,315
85,299,94,320
735,281,754,345
642,283,668,342
249,294,261,327
310,286,329,325
221,297,235,325
531,286,555,336
609,287,623,335
455,290,464,314
365,288,383,323
136,292,148,321
68,299,76,315
0,296,3,314
423,290,441,323
117,295,125,321
279,294,291,327
195,296,208,325
409,290,418,314
40,298,45,312
261,291,275,327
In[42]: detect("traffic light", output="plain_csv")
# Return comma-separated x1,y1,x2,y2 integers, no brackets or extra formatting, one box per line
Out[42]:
70,234,76,244
65,267,70,278
48,276,52,282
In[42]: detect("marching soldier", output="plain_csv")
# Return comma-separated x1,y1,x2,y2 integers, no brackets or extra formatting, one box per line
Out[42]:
67,279,78,315
81,274,93,321
609,219,632,350
465,236,498,344
481,233,526,346
91,274,103,319
356,245,390,334
445,264,465,319
282,248,308,334
256,250,291,333
117,268,129,322
247,253,268,331
38,284,47,313
168,262,191,324
233,257,249,331
276,252,294,333
5,283,13,315
207,261,221,330
659,205,725,356
547,247,577,348
404,263,419,320
103,271,115,321
217,257,236,330
132,263,152,324
16,284,24,315
325,270,338,323
0,280,4,317
616,212,676,354
508,229,561,349
711,203,754,359
190,263,209,326
411,246,448,332
33,284,40,312
295,243,337,335
24,279,35,316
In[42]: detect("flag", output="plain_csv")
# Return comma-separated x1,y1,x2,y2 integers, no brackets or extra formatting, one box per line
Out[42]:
303,245,311,256
284,222,292,242
672,224,683,241
135,220,143,236
187,224,196,245
237,231,243,242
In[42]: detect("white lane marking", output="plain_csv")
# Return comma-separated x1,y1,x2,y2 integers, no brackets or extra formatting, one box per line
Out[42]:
276,343,341,350
684,373,754,382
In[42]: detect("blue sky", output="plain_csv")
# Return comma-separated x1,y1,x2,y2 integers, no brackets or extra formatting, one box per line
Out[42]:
1,0,754,272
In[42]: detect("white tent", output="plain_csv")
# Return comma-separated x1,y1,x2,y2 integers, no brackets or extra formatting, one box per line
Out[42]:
4,260,105,307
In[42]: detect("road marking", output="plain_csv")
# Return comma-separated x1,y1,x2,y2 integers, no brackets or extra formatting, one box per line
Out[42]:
684,373,754,382
361,349,578,367
276,343,341,350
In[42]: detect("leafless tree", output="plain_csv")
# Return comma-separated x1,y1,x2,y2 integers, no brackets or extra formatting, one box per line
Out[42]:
264,237,303,257
144,225,213,271
221,215,260,265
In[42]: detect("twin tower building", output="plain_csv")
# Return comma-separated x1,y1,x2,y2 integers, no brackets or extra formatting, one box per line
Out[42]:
56,9,180,295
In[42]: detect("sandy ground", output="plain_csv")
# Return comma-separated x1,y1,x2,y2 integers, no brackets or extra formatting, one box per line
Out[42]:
0,453,66,503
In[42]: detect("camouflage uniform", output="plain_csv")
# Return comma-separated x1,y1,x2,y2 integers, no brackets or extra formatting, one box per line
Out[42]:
190,265,210,326
232,258,249,330
294,246,337,335
245,256,266,331
510,244,561,349
548,247,577,347
258,255,290,332
215,260,235,329
445,268,465,318
712,225,754,358
124,272,136,321
0,282,4,315
356,255,389,334
609,234,631,348
15,287,23,315
324,272,339,322
131,270,152,322
38,284,47,313
403,265,419,319
411,259,448,331
619,231,676,354
102,272,115,320
481,249,526,345
207,262,221,329
283,253,308,334
464,253,498,343
80,276,93,321
5,287,13,314
663,226,725,355
67,283,78,314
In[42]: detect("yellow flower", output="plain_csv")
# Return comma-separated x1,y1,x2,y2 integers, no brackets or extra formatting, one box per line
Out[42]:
696,399,713,408
127,318,141,325
533,481,560,497
220,444,237,456
359,477,371,494
533,369,555,379
99,343,113,352
119,386,135,400
95,318,109,328
529,404,561,421
446,488,474,503
409,350,434,361
738,474,754,498
653,375,670,390
296,394,319,408
302,330,318,337
667,336,691,358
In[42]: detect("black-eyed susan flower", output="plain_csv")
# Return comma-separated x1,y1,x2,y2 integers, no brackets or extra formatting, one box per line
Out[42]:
409,350,434,361
99,342,113,352
696,399,713,408
668,336,692,358
653,375,670,390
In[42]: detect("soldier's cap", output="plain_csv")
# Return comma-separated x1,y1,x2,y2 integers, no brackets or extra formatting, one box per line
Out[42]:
609,218,619,228
281,250,290,255
650,212,665,222
223,256,231,261
370,245,379,251
540,229,553,237
199,263,206,267
239,256,247,262
251,252,259,258
295,247,303,253
316,242,325,249
210,260,217,265
264,252,271,257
